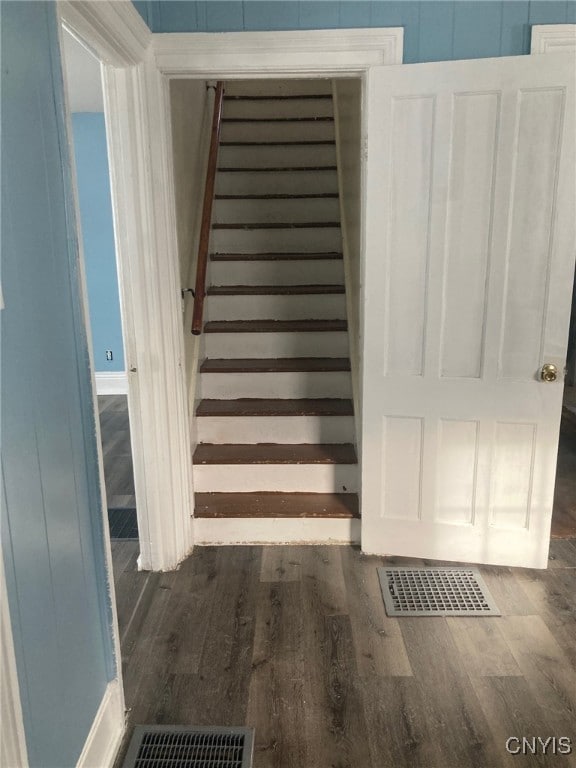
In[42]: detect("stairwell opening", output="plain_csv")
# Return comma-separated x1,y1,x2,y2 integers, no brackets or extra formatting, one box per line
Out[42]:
170,77,363,541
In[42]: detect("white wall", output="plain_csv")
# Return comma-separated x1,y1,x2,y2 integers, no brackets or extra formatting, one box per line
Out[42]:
169,80,211,441
333,78,363,445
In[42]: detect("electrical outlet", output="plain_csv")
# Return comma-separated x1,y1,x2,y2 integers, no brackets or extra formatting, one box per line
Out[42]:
105,350,113,361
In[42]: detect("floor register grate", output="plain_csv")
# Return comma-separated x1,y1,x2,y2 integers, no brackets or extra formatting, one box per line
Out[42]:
377,567,500,617
122,725,254,768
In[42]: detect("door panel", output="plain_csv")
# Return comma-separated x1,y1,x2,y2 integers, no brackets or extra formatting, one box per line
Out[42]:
361,53,575,567
500,88,566,381
441,92,497,379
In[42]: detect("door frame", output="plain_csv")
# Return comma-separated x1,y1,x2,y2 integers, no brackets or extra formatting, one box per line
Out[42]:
56,20,128,768
0,545,29,768
531,23,576,54
153,27,403,546
59,0,193,574
59,0,403,569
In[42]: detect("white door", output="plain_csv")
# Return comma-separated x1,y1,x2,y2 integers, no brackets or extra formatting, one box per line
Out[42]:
361,53,575,568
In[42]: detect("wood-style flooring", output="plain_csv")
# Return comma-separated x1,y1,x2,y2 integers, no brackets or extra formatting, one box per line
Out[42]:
112,541,576,768
98,394,135,510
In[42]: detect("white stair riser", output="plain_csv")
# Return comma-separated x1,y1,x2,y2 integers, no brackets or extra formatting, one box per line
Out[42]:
204,331,349,358
200,370,352,399
218,144,335,169
194,517,360,546
225,80,332,97
223,98,333,120
211,227,341,253
208,260,344,286
221,121,335,143
197,415,354,444
216,169,338,196
193,463,358,493
213,197,339,225
205,293,346,321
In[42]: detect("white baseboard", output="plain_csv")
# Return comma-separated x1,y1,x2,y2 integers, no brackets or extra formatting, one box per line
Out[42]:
76,679,125,768
194,517,360,545
95,372,128,395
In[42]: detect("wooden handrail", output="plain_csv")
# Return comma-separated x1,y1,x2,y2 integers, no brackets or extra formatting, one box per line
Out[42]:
191,82,224,335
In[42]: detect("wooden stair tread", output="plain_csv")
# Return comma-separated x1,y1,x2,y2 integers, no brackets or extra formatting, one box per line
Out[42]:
220,141,335,146
211,252,342,261
218,166,337,172
224,95,333,101
215,193,339,200
204,320,347,333
207,284,344,296
197,398,353,417
222,116,334,123
212,222,340,230
200,358,351,373
193,443,357,465
195,492,359,519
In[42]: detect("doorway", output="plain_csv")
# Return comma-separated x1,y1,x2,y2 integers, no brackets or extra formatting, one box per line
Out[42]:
172,76,363,544
60,30,139,551
552,282,576,540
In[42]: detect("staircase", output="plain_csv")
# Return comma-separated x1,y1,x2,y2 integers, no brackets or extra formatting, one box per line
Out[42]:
192,79,359,542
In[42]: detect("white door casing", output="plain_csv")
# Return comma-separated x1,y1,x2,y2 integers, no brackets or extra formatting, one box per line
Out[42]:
149,28,403,548
361,53,576,568
152,28,403,76
531,24,576,54
60,1,196,572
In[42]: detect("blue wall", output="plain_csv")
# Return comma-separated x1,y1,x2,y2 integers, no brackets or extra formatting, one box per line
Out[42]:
73,114,125,372
1,3,117,766
133,0,576,61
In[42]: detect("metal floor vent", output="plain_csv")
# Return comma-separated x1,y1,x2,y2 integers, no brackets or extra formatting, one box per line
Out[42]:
377,567,500,617
122,725,254,768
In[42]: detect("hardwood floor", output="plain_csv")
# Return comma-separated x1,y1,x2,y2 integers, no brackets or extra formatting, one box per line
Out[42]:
112,542,576,768
98,395,135,509
103,390,576,762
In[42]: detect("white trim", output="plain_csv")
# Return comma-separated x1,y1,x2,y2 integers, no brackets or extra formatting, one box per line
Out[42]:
531,24,576,54
60,0,195,572
101,57,195,571
332,79,363,449
59,0,150,66
1,547,29,768
76,680,125,768
194,517,361,546
95,371,128,395
101,61,157,572
144,57,197,566
153,28,404,76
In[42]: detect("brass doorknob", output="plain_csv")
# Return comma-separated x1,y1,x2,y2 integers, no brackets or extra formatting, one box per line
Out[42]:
540,363,558,382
